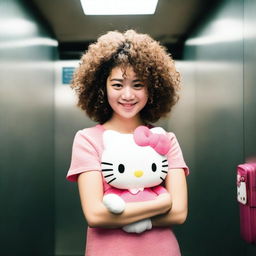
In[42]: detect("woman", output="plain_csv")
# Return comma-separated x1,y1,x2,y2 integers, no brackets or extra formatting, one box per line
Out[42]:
67,29,189,256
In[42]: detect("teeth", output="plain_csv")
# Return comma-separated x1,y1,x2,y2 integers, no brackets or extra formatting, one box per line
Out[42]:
120,103,136,105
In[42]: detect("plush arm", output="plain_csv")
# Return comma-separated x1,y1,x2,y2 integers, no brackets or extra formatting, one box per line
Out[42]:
77,170,172,229
151,168,188,226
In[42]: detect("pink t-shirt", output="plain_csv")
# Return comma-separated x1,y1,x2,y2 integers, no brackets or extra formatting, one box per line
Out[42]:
67,124,189,256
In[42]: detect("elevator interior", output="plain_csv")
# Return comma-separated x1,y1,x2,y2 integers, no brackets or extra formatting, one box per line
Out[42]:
0,0,256,255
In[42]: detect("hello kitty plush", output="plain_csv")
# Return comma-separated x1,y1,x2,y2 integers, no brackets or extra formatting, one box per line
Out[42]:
101,126,171,233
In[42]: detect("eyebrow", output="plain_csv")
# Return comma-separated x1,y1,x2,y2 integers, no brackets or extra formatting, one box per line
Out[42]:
109,78,142,82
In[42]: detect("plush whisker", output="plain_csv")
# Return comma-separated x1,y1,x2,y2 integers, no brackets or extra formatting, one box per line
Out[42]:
161,170,168,173
101,162,113,166
104,174,114,178
162,159,167,163
107,178,116,184
160,177,165,181
102,169,113,172
162,165,168,167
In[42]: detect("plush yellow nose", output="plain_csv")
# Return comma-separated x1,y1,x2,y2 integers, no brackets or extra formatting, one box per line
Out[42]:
134,170,144,178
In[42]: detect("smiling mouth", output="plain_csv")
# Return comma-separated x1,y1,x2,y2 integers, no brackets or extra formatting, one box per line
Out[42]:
119,102,137,108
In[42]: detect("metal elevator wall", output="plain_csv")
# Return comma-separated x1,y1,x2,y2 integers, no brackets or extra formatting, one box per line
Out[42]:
176,0,256,255
244,0,256,163
0,0,57,255
54,60,96,256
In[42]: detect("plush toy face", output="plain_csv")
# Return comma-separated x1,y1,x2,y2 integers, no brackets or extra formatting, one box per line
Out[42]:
101,127,169,191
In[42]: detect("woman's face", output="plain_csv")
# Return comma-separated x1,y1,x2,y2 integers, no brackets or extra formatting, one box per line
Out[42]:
106,66,148,122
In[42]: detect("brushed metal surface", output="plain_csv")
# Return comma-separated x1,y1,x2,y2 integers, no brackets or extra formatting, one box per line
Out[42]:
244,0,256,162
54,60,96,255
178,0,256,255
0,0,57,255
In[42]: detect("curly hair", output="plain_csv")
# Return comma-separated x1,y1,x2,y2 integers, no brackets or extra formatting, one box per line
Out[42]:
71,29,181,124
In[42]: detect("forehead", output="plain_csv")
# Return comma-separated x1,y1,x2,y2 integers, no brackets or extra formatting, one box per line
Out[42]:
109,65,138,79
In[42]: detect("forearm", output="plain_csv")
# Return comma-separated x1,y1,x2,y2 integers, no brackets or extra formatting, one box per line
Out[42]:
86,194,171,228
151,206,187,227
78,171,171,229
152,169,188,227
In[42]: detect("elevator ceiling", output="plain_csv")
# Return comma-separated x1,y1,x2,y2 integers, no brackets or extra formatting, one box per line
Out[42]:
31,0,220,58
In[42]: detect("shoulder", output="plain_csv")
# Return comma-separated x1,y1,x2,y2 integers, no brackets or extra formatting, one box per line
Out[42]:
166,131,176,141
77,124,104,137
72,125,105,154
165,132,182,150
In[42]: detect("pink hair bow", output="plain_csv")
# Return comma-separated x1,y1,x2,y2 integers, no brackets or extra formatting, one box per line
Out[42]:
133,126,171,155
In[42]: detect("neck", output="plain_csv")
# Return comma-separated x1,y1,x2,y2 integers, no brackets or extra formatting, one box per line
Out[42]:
103,115,144,133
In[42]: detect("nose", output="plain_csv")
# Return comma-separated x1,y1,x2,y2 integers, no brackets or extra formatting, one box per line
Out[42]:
134,170,144,178
121,86,135,100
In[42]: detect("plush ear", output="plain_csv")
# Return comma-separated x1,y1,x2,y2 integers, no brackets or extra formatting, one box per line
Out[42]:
102,130,135,149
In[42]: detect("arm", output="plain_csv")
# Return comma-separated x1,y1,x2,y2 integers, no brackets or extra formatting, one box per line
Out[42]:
151,185,168,195
77,170,172,229
152,168,188,226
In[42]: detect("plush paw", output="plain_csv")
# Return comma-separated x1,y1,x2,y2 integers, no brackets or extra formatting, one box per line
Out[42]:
122,218,152,234
103,194,126,214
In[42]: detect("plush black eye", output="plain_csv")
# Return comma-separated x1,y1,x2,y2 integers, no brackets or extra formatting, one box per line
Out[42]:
118,164,125,173
151,163,157,172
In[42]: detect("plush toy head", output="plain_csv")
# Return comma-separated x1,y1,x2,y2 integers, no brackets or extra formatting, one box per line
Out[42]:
101,126,171,191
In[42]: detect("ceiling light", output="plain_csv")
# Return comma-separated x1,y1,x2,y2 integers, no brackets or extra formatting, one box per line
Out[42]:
80,0,158,15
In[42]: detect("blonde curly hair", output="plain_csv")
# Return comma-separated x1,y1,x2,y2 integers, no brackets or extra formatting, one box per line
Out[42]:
71,29,180,124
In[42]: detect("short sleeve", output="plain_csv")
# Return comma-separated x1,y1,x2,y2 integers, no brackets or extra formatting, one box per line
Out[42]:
66,130,101,182
166,132,189,176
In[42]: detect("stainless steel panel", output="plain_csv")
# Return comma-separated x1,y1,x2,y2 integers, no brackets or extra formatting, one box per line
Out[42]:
244,0,256,161
243,1,256,253
54,61,95,256
0,0,57,255
180,0,246,255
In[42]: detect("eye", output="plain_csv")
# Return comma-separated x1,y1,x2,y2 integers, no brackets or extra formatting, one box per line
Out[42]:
118,164,125,173
112,83,122,89
151,163,157,172
133,83,145,89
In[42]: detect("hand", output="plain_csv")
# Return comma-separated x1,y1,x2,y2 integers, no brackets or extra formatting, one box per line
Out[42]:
103,194,126,214
156,192,172,213
122,218,152,234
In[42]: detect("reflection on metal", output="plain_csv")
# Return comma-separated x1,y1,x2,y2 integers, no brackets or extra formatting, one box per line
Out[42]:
186,18,242,45
0,18,37,36
0,37,58,49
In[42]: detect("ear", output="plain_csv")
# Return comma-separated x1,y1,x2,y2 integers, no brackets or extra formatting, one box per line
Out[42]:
150,127,167,135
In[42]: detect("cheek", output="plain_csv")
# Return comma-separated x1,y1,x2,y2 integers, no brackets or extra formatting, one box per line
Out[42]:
140,90,149,105
106,89,117,104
